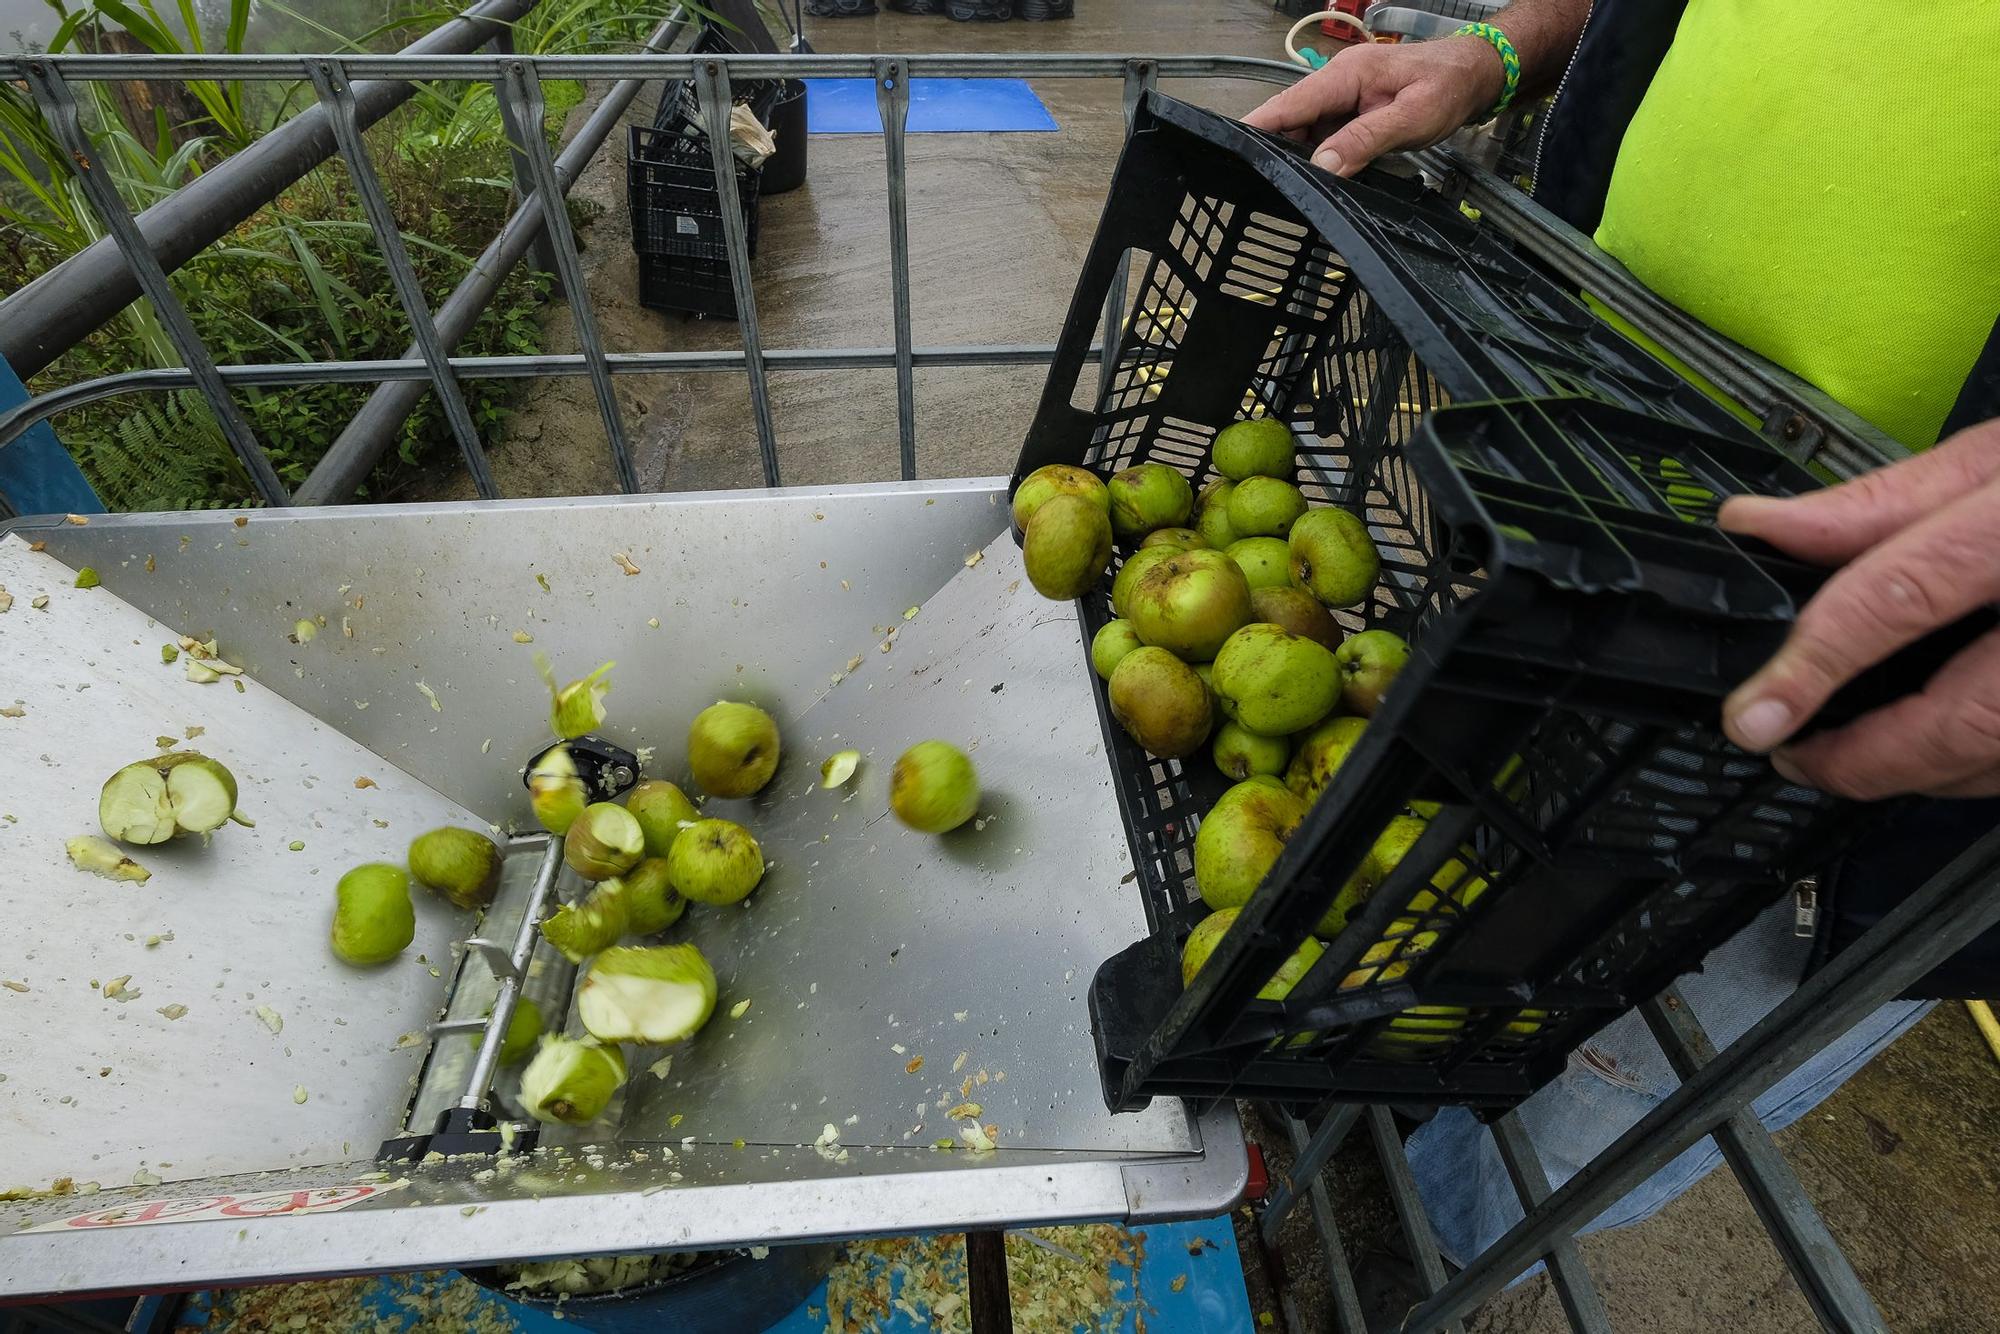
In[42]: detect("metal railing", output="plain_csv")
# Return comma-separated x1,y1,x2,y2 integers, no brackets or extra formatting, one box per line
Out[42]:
0,45,1981,1334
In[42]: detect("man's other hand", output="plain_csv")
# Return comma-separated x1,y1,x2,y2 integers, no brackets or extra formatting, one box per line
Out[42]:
1720,418,2000,799
1242,38,1506,178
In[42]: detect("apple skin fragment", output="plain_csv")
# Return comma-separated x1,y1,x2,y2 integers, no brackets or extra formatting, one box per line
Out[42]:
66,836,150,883
820,750,861,789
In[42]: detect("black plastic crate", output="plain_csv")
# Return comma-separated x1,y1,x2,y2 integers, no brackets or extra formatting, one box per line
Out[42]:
627,123,763,260
888,0,947,11
947,0,1012,17
1015,93,1978,1114
1019,0,1072,17
807,0,877,13
638,248,746,320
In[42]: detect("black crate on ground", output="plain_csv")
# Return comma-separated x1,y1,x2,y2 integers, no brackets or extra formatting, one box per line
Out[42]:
627,123,763,260
1015,93,1975,1115
947,0,1013,18
638,250,745,320
1019,0,1072,17
808,0,877,13
889,0,947,11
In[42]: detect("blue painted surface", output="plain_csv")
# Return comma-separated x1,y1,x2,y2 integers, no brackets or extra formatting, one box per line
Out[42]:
0,357,101,518
176,1216,1252,1333
803,78,1058,134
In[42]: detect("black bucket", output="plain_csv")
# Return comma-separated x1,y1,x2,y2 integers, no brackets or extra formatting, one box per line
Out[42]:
761,80,809,196
461,1243,838,1333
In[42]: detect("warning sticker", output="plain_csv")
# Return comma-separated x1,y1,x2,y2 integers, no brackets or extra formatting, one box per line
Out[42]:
21,1181,407,1233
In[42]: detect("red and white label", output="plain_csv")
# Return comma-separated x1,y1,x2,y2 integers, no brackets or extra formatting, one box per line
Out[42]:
22,1181,407,1233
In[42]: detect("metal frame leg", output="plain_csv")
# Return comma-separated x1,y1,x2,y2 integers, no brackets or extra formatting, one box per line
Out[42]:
1642,989,1887,1333
308,58,500,499
489,27,567,295
499,62,638,493
1489,1114,1613,1334
873,59,917,482
1277,1109,1368,1333
694,61,780,488
1405,828,2000,1330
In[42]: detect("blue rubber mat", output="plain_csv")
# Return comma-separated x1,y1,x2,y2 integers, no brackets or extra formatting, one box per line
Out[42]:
803,77,1057,133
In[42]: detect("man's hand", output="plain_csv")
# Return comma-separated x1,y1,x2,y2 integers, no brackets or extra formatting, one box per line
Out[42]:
1242,38,1505,177
1719,418,2000,800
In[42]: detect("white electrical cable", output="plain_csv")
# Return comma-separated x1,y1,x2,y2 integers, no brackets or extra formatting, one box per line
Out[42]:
1285,7,1374,66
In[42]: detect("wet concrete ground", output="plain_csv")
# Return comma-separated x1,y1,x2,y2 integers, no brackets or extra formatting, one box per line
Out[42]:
467,3,2000,1329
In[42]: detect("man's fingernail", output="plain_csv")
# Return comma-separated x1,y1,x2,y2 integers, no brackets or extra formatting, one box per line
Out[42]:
1769,749,1807,786
1731,697,1794,751
1312,147,1344,174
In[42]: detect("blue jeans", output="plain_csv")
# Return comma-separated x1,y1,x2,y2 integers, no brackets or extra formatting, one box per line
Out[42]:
1404,895,1929,1268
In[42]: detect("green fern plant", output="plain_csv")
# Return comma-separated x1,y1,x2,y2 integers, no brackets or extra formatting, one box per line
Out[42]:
86,391,252,511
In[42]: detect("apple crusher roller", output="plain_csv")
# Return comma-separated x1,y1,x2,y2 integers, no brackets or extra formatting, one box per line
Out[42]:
0,484,1244,1299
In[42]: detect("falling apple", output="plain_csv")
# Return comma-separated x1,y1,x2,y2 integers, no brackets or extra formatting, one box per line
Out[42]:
889,740,981,834
687,701,781,799
1023,492,1115,600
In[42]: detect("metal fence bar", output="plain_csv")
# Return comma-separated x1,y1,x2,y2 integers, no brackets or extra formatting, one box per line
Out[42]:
1488,1114,1614,1334
499,63,638,493
1406,828,2000,1330
1260,1101,1361,1245
488,28,565,295
1640,990,1887,1333
0,343,1110,452
1097,59,1157,407
19,63,291,506
873,59,918,481
308,59,500,500
295,10,688,505
1281,1111,1367,1333
1368,1105,1465,1334
695,60,780,487
0,0,546,380
0,53,1305,80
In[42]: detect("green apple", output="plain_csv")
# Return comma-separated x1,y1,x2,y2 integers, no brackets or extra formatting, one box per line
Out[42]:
1126,547,1254,661
1108,647,1212,759
1314,814,1424,937
1180,906,1325,999
1193,776,1307,910
494,998,544,1066
563,802,644,881
666,817,765,904
407,826,502,910
1249,586,1343,652
1212,623,1341,736
577,944,718,1044
1335,629,1410,716
1289,507,1380,608
1091,619,1145,680
616,857,686,935
330,864,415,966
1225,536,1294,591
1023,493,1114,600
1141,526,1207,551
1227,477,1307,537
1286,715,1370,803
1194,479,1241,549
527,744,588,835
1107,462,1194,539
890,740,981,833
1110,545,1179,620
519,1036,626,1125
1012,463,1108,531
687,701,780,799
1193,662,1215,695
1213,418,1296,481
627,779,699,859
1213,720,1289,781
